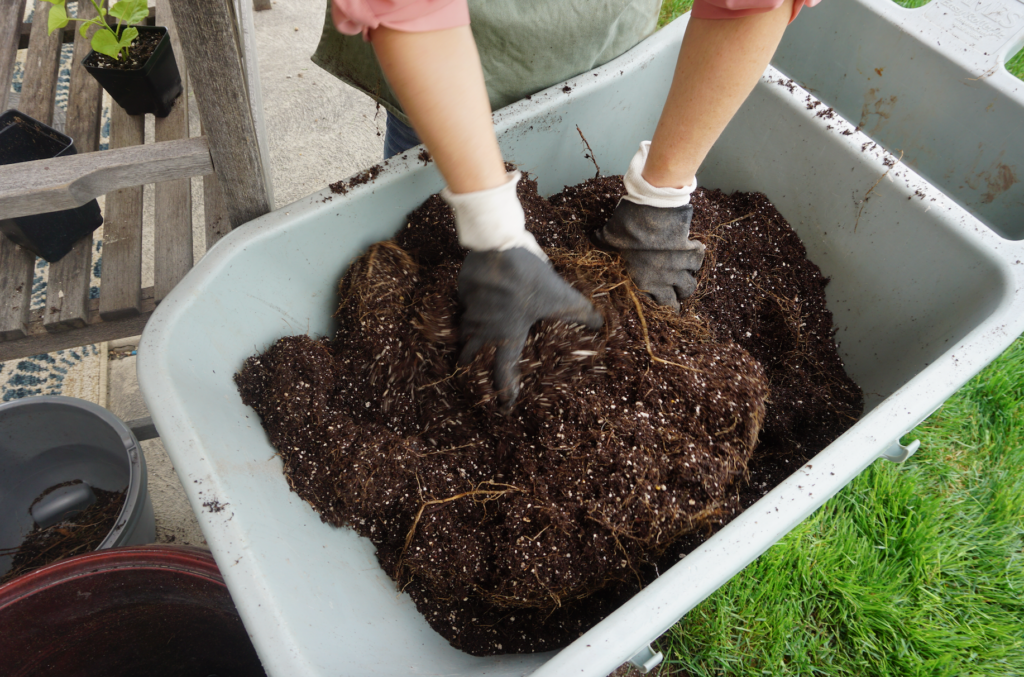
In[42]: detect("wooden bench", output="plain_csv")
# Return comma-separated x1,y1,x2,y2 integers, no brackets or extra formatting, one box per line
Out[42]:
0,0,274,362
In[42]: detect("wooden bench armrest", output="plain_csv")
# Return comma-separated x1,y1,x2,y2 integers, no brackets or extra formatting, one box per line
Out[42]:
0,138,213,220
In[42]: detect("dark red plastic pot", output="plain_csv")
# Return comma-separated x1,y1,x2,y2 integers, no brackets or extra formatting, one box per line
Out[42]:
84,25,183,117
0,545,266,677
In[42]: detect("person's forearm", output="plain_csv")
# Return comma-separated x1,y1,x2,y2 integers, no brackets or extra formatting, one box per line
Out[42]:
370,25,507,194
643,0,794,189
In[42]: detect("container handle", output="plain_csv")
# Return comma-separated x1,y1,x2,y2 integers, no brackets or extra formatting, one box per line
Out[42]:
879,439,921,464
628,644,664,673
919,0,1024,69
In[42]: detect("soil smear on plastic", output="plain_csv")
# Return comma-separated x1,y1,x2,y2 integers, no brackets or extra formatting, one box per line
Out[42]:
0,481,125,585
329,164,383,196
236,174,863,656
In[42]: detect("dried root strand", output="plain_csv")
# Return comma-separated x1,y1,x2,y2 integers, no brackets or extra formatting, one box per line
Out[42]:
625,285,708,374
399,482,523,573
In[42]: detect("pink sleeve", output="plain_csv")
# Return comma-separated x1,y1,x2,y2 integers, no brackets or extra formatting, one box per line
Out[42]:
692,0,821,23
331,0,470,41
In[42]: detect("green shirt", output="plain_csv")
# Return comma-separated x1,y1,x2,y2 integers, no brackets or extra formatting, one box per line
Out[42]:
311,0,661,126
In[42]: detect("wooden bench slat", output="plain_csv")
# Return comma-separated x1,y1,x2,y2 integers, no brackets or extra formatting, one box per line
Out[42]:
43,237,93,332
204,169,232,248
0,1,29,338
45,0,105,332
0,0,27,111
0,137,213,219
153,0,193,302
0,287,156,361
0,1,61,341
0,241,34,341
62,0,103,154
19,0,61,124
171,0,271,229
234,0,275,208
200,115,232,249
97,104,144,320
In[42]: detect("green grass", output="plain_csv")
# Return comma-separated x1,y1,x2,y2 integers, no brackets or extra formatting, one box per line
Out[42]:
658,0,693,27
654,335,1024,675
1008,47,1024,81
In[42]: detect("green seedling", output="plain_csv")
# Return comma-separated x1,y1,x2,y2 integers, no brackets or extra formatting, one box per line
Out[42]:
42,0,149,62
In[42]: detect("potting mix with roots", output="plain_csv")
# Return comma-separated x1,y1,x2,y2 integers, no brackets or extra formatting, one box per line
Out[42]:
235,173,863,655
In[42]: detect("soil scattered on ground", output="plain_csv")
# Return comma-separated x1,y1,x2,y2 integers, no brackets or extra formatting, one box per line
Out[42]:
1,483,125,585
236,174,862,655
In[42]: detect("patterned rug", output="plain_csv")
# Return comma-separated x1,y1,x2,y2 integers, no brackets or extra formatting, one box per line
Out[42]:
2,2,107,405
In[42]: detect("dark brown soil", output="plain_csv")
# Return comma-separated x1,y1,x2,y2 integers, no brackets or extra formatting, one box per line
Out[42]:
235,174,862,656
329,164,383,195
83,28,161,71
0,483,125,585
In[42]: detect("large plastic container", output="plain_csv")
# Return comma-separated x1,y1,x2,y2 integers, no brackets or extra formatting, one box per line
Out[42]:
137,14,1024,677
0,396,155,582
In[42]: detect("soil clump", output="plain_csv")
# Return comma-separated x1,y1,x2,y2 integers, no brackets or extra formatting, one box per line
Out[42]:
236,174,862,655
1,482,125,585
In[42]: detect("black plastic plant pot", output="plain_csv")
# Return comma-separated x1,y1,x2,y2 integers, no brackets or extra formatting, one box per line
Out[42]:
0,110,103,263
83,25,183,118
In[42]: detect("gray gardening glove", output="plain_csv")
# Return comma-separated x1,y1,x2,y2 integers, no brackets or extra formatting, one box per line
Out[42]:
458,247,603,411
594,200,706,312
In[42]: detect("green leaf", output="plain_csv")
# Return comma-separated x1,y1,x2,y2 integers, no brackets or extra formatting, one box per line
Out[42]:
46,3,69,34
109,0,148,25
91,29,123,60
118,26,139,54
107,0,130,19
125,0,150,25
79,21,92,39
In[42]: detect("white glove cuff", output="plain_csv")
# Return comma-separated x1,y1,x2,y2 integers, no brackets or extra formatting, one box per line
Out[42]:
441,171,546,260
621,140,697,209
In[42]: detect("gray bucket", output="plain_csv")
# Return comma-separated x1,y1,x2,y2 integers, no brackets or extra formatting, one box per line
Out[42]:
0,396,155,579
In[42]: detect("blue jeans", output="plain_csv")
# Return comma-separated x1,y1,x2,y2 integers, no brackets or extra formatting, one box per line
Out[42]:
383,112,423,159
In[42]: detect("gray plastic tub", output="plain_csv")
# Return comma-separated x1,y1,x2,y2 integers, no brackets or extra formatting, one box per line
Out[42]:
773,0,1024,240
0,396,155,580
137,13,1024,677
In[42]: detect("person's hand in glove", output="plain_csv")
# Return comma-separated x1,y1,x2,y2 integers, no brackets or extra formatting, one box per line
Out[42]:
593,141,706,312
369,26,602,411
443,172,603,411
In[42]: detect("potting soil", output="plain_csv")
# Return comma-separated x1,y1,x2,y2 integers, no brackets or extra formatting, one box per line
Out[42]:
235,174,862,655
83,29,162,71
0,483,125,585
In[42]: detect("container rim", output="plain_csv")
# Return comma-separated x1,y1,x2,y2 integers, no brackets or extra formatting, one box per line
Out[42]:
0,396,145,553
0,109,75,158
0,545,220,609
